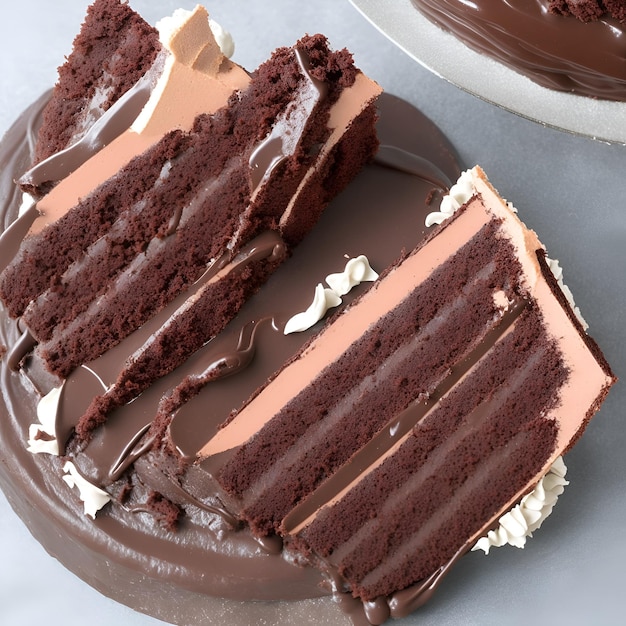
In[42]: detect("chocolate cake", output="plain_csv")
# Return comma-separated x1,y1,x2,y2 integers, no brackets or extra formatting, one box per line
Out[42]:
550,1,626,22
0,2,617,626
0,29,381,415
38,158,614,624
183,167,614,621
25,0,163,197
411,0,626,101
0,85,468,622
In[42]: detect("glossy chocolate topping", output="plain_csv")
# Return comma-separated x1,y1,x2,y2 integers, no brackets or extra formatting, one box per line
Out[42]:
0,92,462,624
411,0,626,100
18,58,164,196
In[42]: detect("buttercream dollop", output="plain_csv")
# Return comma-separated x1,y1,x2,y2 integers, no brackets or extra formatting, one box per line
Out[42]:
27,386,61,455
473,457,569,554
62,461,111,519
284,283,341,334
326,254,378,296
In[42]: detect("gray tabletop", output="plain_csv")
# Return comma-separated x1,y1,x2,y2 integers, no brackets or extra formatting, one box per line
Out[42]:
0,1,624,625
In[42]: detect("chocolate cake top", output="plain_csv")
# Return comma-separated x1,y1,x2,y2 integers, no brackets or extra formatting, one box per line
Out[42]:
549,0,626,22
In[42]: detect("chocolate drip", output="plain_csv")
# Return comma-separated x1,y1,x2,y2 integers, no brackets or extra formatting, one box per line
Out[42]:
375,144,451,190
0,92,48,268
249,136,285,190
0,93,47,230
18,57,164,195
53,230,286,457
96,318,276,485
6,328,36,371
324,556,472,626
109,424,154,482
387,544,467,618
281,298,527,534
0,203,40,272
184,316,275,387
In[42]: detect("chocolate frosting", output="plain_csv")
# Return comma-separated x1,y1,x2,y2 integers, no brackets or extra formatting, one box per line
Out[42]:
0,92,462,623
411,0,626,101
18,57,164,196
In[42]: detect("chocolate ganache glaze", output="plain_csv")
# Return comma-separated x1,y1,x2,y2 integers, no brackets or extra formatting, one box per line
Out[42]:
0,92,462,625
411,0,626,101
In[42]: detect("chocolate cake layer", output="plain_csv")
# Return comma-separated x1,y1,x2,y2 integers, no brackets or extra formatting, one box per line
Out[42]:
1,34,380,385
411,0,626,100
32,0,162,172
0,132,183,319
550,1,626,22
294,290,562,601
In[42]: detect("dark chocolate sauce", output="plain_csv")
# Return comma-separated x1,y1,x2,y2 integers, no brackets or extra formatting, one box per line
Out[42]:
387,545,467,619
375,144,451,190
0,202,40,272
6,328,36,371
53,230,286,454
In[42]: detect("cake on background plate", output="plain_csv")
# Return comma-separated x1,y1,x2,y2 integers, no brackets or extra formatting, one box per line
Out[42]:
411,0,626,100
0,1,611,619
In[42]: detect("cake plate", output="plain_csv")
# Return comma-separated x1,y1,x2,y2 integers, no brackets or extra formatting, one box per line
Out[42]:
349,0,626,145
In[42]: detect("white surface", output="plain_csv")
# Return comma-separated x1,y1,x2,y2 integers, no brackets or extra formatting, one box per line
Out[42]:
351,0,626,144
0,1,624,625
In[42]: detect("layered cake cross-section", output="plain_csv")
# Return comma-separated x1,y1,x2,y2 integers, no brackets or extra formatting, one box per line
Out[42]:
178,166,615,621
27,0,163,185
0,21,382,439
19,2,249,209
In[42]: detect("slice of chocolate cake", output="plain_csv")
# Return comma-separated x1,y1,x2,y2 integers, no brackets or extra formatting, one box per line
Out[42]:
19,4,248,224
23,0,163,197
182,166,615,621
0,33,381,393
